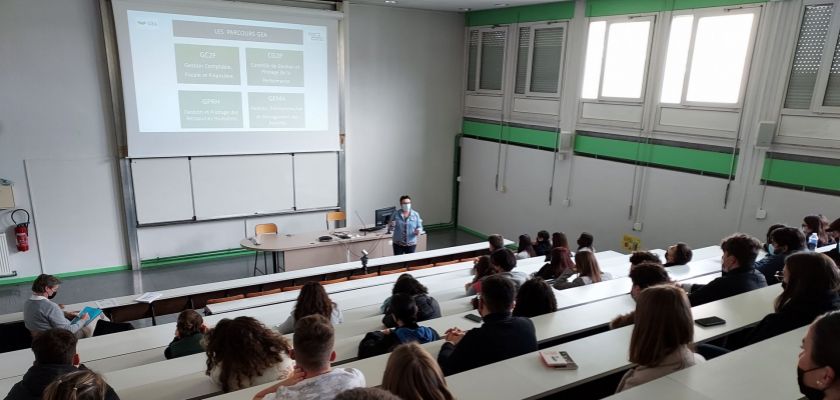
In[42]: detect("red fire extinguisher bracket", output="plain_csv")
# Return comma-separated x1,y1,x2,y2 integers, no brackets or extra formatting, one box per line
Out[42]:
11,209,30,252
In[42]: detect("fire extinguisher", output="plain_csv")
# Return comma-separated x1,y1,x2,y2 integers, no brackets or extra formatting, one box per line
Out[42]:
11,209,30,252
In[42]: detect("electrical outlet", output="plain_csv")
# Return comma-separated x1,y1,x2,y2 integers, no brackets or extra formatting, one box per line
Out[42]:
562,198,571,207
500,185,507,193
755,209,767,220
632,222,643,232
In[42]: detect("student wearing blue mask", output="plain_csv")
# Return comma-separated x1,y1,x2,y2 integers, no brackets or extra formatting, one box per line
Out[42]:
390,195,423,255
756,227,806,284
827,218,840,265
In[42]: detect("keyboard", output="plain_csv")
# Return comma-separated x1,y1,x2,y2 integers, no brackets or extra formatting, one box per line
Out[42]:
359,225,386,232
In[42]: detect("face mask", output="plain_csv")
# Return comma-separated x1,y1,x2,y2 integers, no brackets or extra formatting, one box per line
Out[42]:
767,244,775,256
48,291,57,300
798,366,826,400
401,204,411,212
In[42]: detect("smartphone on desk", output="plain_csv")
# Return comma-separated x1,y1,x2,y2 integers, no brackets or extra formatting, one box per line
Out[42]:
464,314,482,323
695,316,726,327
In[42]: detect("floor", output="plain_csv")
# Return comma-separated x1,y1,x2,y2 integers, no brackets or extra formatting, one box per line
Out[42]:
0,228,479,319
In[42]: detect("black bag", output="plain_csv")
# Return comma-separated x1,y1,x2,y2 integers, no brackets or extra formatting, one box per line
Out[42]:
358,330,398,359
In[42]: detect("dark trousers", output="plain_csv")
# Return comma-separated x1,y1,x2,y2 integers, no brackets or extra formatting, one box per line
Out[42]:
393,244,416,255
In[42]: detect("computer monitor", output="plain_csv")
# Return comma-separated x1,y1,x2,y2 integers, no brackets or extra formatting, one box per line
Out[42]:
375,206,396,227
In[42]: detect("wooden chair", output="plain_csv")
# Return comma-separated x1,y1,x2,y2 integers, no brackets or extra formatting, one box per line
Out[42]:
460,257,479,263
380,267,408,276
407,263,434,271
434,260,459,267
244,288,283,298
326,211,347,230
348,272,379,280
206,294,245,305
253,223,278,276
282,284,304,292
319,277,348,285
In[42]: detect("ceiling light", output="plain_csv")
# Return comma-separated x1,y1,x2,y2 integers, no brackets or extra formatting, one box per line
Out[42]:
459,7,472,11
495,3,508,6
384,0,397,3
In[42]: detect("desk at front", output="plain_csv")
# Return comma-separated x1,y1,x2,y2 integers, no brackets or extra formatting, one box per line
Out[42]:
239,226,428,272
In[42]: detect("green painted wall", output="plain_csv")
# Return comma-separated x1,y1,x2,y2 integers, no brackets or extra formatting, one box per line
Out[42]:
586,0,765,17
573,134,737,176
762,157,840,193
462,120,560,149
466,2,575,26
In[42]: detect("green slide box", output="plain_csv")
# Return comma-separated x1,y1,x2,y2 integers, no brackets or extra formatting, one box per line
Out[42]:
174,44,240,85
246,48,304,87
248,92,305,128
179,91,243,129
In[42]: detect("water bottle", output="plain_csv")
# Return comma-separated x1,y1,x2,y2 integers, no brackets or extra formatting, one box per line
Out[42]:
808,233,819,251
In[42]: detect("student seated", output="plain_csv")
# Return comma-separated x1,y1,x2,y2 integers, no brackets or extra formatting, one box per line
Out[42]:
755,227,806,284
629,251,661,268
762,223,787,254
554,251,613,290
334,388,401,400
533,247,575,281
735,252,840,349
254,315,365,400
205,316,294,392
804,214,832,247
487,234,504,253
534,230,552,257
552,232,569,250
164,309,206,359
42,370,116,400
828,218,840,265
358,294,440,359
380,274,440,328
492,248,528,290
382,343,454,400
576,232,595,252
616,285,704,393
23,275,89,338
663,242,693,267
437,275,537,376
515,234,536,260
797,310,840,400
276,282,344,334
683,233,767,307
610,262,672,329
464,255,498,296
512,278,557,318
5,329,119,400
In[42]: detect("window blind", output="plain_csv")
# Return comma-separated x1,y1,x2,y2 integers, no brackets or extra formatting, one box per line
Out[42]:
785,4,833,109
467,30,479,91
824,35,840,106
515,27,531,94
479,30,506,91
530,26,565,93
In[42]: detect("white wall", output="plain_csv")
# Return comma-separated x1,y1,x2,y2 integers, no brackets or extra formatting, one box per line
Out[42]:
344,3,464,227
0,0,127,278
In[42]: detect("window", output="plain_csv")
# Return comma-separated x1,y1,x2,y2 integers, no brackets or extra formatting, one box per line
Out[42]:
465,27,508,92
514,23,567,96
782,2,840,112
581,18,654,101
660,9,759,106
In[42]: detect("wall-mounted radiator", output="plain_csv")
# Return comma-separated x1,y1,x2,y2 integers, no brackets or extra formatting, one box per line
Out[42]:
0,233,17,278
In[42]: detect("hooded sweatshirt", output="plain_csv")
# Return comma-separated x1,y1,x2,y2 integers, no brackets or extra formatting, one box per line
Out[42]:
5,364,120,400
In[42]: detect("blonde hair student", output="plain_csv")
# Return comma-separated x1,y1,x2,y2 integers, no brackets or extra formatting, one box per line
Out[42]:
382,342,454,400
42,370,110,400
616,285,704,392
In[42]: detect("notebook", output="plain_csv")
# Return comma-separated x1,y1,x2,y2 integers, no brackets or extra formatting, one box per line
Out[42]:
70,306,102,327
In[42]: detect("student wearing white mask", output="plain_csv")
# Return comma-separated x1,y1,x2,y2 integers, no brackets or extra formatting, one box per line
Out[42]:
391,195,424,255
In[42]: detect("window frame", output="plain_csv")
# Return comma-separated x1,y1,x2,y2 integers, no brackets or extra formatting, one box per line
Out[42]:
514,21,569,99
662,6,762,109
581,15,657,104
782,0,840,115
464,26,509,95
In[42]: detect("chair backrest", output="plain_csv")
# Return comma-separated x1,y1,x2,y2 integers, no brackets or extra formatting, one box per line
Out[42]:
434,260,459,267
282,284,304,292
255,223,278,236
348,272,379,280
380,267,408,276
319,277,348,285
206,294,245,305
245,288,283,298
326,211,346,222
408,263,434,271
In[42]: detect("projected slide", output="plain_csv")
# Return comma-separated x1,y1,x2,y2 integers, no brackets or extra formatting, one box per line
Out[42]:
125,11,327,132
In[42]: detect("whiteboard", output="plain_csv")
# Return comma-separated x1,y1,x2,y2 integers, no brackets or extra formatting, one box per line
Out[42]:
25,158,127,274
131,158,194,224
190,155,294,219
294,152,339,210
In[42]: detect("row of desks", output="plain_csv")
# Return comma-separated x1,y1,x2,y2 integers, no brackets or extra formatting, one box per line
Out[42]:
85,249,722,400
